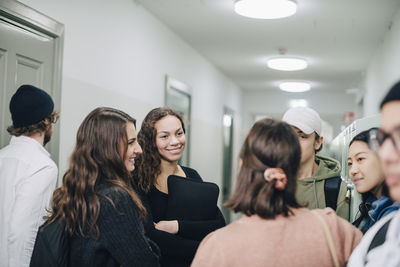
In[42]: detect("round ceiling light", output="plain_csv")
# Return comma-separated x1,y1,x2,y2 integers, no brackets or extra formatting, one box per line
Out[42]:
279,82,311,93
234,0,297,19
267,57,308,71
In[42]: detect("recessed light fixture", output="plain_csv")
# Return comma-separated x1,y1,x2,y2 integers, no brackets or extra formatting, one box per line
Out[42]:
267,57,308,71
289,99,308,108
234,0,297,19
279,81,311,92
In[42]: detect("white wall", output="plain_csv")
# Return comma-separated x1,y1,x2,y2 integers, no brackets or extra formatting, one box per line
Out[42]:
364,9,400,116
19,0,243,191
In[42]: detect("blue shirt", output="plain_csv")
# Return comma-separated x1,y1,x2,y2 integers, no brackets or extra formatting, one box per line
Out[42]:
361,195,399,233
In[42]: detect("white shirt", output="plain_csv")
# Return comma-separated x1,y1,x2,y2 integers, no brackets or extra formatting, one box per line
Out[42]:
348,207,400,267
0,136,58,267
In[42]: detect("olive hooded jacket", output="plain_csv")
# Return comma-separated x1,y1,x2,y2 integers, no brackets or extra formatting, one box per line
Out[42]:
296,155,350,220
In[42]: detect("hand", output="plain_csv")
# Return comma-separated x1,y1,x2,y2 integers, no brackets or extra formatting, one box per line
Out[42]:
154,220,179,234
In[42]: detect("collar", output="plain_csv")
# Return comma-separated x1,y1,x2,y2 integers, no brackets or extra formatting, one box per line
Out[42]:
10,135,50,157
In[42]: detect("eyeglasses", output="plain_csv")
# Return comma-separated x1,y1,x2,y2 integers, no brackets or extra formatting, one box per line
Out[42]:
51,116,59,124
369,127,400,153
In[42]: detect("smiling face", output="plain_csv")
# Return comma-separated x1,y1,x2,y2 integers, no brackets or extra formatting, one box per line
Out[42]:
155,115,186,163
379,101,400,201
348,140,385,194
123,122,142,172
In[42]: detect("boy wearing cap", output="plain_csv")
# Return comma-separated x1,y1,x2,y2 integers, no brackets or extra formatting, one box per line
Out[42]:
283,106,349,220
0,85,58,267
348,81,400,266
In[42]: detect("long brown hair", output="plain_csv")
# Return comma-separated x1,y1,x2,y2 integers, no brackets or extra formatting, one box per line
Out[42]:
225,118,301,218
133,107,185,193
46,107,146,238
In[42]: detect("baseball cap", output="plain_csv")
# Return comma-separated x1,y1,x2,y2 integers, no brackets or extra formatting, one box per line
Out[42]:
282,106,322,135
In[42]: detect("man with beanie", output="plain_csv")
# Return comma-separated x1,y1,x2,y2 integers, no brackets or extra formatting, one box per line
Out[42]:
282,106,349,220
0,85,58,267
348,81,400,266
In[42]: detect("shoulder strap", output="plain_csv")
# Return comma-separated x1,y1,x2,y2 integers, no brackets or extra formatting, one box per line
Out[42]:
324,177,341,210
367,218,392,253
181,166,202,181
311,210,340,267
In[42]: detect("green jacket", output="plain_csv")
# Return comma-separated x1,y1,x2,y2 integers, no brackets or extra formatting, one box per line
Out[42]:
296,155,350,220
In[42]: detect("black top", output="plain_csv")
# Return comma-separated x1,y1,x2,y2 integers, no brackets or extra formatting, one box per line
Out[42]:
143,166,226,267
69,186,160,267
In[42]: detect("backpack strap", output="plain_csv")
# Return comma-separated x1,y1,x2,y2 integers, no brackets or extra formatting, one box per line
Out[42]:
367,218,392,253
324,176,341,211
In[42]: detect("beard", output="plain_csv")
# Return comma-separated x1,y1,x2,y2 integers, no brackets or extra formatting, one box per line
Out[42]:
43,127,52,146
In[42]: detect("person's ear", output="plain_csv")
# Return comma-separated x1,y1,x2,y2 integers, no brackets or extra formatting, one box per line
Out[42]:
314,135,323,150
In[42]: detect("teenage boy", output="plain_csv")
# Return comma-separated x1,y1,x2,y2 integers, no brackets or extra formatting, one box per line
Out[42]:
283,107,349,220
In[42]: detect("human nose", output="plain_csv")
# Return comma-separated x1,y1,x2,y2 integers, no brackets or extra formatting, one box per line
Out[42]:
134,143,142,154
378,138,399,165
349,163,358,178
170,135,179,145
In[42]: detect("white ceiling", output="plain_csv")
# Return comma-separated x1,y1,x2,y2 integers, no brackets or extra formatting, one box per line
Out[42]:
139,0,400,94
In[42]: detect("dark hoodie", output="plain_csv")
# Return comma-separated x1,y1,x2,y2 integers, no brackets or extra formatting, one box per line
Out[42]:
295,155,349,220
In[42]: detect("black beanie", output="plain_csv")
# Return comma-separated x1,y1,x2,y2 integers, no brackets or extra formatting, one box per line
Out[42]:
9,85,54,128
380,80,400,109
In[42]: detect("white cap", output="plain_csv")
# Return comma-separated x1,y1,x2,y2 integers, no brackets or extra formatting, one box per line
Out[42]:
282,106,322,135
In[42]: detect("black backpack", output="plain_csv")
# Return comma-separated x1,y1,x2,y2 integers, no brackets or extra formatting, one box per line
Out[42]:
30,218,69,267
324,176,342,211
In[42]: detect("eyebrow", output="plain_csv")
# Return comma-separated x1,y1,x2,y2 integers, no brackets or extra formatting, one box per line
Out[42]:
348,151,368,159
157,128,182,134
296,130,309,136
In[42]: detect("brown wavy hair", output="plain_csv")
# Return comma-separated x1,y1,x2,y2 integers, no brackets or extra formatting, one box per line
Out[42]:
7,111,59,136
133,107,185,193
225,118,301,218
45,107,146,238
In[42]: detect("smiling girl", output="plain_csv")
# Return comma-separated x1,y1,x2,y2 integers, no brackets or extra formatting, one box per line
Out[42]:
348,128,399,233
134,107,225,267
38,107,160,267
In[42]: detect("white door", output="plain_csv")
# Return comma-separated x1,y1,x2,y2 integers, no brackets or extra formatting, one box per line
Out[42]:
0,1,63,164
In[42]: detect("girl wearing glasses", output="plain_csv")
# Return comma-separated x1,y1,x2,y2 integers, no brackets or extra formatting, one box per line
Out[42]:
348,128,399,233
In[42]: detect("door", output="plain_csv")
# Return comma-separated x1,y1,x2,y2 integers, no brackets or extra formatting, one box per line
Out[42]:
165,75,192,166
0,1,63,164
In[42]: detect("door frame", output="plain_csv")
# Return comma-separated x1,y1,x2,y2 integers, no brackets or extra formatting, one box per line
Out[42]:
0,0,64,164
221,107,234,223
